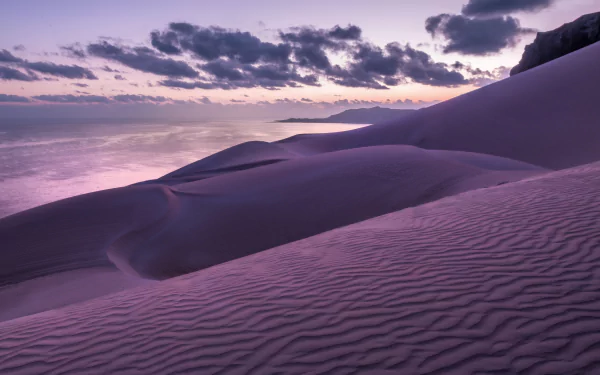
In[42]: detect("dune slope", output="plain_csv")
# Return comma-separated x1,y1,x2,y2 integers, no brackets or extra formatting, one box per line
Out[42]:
115,145,545,279
1,161,599,374
1,145,545,285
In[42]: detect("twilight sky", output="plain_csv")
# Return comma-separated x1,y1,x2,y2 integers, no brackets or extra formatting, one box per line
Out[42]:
0,0,597,118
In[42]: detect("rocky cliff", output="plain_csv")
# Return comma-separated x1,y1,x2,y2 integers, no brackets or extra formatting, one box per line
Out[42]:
511,12,600,76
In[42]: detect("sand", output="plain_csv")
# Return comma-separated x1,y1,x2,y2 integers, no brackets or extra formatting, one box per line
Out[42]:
1,161,599,374
0,39,600,374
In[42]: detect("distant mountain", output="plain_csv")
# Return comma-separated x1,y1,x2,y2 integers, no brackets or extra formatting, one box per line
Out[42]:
276,106,415,124
511,12,600,76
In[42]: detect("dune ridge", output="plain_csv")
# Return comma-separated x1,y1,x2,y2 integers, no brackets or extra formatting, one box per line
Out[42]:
1,161,599,374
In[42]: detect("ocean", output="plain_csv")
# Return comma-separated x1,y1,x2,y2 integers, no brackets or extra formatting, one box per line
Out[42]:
0,118,363,218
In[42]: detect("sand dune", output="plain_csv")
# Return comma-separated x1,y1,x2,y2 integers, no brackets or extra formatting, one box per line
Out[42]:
1,161,599,374
148,140,300,185
0,185,173,286
0,267,155,323
114,145,545,279
1,145,545,285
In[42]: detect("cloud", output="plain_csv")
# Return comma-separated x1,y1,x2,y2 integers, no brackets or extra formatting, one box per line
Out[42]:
101,65,122,73
462,0,555,16
280,25,360,48
160,60,320,90
426,14,535,55
200,59,245,80
32,94,111,103
279,25,360,70
1,49,96,80
0,66,38,81
158,79,230,90
0,49,24,63
13,45,26,52
0,94,30,103
23,21,477,91
470,65,511,86
198,96,211,104
87,41,199,78
114,74,126,80
150,30,182,55
328,25,362,40
301,98,313,102
230,99,245,103
326,43,469,88
60,43,86,58
151,23,292,64
399,45,469,86
22,61,98,79
242,64,319,86
71,83,89,87
112,94,168,103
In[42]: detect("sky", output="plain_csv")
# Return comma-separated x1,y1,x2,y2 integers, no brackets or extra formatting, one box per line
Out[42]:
0,0,597,119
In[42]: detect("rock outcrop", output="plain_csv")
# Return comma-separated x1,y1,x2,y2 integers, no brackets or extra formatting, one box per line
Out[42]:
511,12,600,76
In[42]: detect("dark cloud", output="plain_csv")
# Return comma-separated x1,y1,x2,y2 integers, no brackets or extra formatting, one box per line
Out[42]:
426,14,535,55
22,61,98,79
1,49,96,79
32,94,111,103
150,30,182,55
152,23,292,64
462,0,554,17
200,59,245,81
114,74,126,80
301,98,313,102
71,83,89,87
0,94,30,103
294,45,331,70
326,43,468,88
158,79,232,90
198,96,211,104
400,45,469,86
279,25,360,70
13,45,26,52
328,25,362,40
0,49,24,63
29,22,474,91
280,25,359,48
230,99,245,103
0,66,38,81
161,60,319,90
112,94,168,103
242,64,319,86
87,41,199,78
101,65,122,73
60,43,86,58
